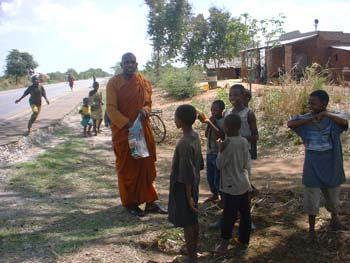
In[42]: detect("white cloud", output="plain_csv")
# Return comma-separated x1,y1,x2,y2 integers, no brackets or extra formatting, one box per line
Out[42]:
0,0,22,16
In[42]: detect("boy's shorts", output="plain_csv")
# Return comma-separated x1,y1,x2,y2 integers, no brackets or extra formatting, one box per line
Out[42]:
303,187,340,215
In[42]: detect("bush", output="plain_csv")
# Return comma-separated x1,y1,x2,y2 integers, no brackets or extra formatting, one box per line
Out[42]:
157,66,202,99
259,63,330,127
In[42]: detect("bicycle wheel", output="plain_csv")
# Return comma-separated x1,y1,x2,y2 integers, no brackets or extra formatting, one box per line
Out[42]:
150,114,166,143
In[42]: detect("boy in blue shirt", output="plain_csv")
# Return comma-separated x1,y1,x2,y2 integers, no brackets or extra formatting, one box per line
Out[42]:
288,90,348,239
204,100,225,202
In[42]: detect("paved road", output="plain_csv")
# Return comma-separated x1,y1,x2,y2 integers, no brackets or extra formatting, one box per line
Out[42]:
0,79,103,119
0,77,109,146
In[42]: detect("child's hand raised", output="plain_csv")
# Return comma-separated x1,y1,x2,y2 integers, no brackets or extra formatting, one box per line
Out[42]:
315,111,328,121
197,109,208,123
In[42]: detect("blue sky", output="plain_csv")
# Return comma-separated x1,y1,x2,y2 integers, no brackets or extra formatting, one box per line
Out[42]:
0,0,349,75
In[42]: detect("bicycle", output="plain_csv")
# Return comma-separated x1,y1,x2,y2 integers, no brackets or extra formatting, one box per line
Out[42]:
150,109,166,143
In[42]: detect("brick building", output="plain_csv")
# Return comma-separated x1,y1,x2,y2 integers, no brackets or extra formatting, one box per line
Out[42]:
241,31,350,83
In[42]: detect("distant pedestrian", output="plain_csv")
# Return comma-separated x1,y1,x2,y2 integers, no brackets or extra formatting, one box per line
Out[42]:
79,97,92,137
89,81,104,136
288,90,348,240
15,74,50,135
67,74,74,91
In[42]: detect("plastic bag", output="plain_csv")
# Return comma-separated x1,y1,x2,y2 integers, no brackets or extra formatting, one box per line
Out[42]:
128,113,150,159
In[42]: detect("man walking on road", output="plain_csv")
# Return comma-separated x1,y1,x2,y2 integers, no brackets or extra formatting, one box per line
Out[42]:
106,52,166,217
15,74,50,135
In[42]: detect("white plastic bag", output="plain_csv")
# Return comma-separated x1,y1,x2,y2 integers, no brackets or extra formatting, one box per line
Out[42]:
128,113,150,159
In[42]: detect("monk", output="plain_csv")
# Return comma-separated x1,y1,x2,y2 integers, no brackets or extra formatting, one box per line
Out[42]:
106,52,167,217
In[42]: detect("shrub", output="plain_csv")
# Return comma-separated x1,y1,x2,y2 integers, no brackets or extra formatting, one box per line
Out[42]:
157,66,202,99
259,63,330,127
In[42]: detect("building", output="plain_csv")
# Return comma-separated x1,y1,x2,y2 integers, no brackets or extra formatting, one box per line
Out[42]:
206,57,241,80
241,31,350,84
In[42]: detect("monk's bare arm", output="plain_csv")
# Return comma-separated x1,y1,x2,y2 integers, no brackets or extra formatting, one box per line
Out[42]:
106,78,130,128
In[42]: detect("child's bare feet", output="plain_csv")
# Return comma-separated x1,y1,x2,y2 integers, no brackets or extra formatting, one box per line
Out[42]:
204,194,218,203
213,239,229,254
305,230,318,243
169,255,197,263
330,217,343,231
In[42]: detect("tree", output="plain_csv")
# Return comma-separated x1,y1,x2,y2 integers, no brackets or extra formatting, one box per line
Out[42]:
5,49,38,84
205,7,233,75
182,14,209,67
65,68,79,80
145,0,191,77
110,62,123,76
240,13,285,89
163,0,192,59
145,0,167,77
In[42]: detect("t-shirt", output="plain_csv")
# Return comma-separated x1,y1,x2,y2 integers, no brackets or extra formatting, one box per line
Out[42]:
290,112,348,187
224,107,252,148
216,136,252,195
207,117,224,154
80,105,91,116
23,84,46,106
168,132,202,227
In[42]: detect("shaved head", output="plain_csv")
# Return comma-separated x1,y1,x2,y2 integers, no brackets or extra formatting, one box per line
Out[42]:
122,52,137,63
120,52,138,77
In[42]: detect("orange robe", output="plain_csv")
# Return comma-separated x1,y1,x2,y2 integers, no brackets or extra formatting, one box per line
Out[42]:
106,73,158,208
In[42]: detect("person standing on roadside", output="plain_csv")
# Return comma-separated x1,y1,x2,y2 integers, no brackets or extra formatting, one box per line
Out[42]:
15,74,50,135
106,52,167,217
89,81,104,135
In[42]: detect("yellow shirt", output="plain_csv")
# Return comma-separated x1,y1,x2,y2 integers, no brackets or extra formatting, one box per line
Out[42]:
81,105,91,116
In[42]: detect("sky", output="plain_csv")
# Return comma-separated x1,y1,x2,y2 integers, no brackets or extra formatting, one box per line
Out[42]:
0,0,350,75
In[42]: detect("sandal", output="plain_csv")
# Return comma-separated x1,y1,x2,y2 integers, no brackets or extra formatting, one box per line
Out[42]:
145,203,168,214
126,207,145,217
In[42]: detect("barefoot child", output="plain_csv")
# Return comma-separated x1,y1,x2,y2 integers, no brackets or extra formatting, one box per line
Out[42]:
225,84,259,230
243,88,257,160
214,113,252,252
287,90,348,239
224,84,259,153
15,75,50,135
204,100,225,202
168,104,203,263
79,97,93,137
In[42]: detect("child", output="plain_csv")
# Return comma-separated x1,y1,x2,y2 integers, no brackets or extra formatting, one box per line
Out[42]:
287,90,348,239
243,89,257,160
224,84,259,149
214,113,252,252
79,97,93,137
168,104,203,263
204,100,225,202
225,84,258,230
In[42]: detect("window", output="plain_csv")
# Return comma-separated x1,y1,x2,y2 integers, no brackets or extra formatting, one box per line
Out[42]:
335,54,338,61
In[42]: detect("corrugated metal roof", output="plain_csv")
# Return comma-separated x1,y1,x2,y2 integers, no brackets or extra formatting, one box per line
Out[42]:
206,57,241,69
330,46,350,51
279,34,318,45
241,33,318,52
